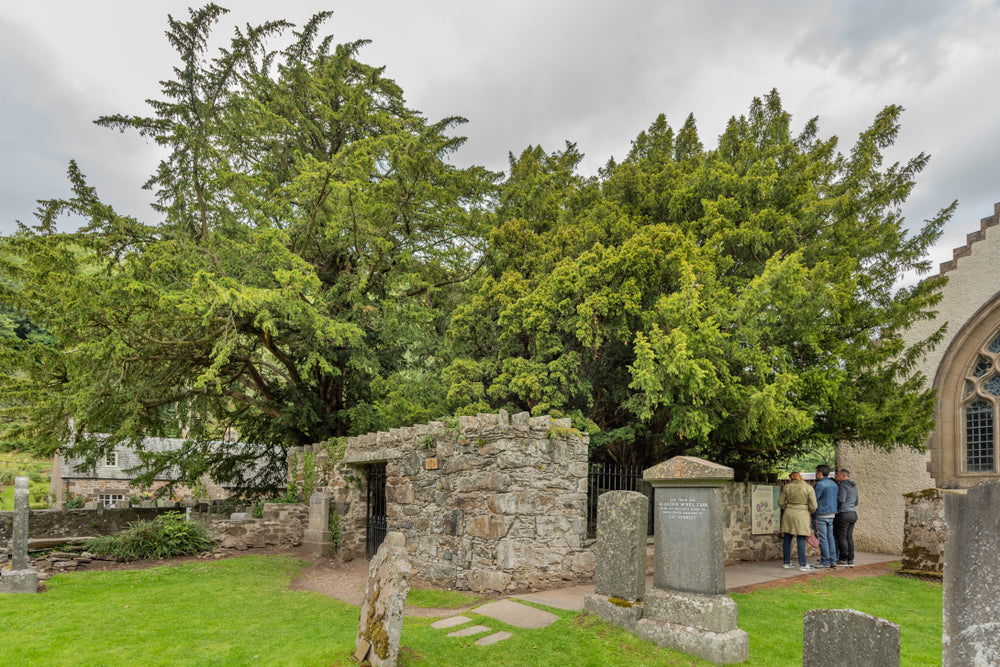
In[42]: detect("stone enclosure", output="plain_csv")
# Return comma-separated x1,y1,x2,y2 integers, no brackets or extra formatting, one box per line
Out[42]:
291,411,593,592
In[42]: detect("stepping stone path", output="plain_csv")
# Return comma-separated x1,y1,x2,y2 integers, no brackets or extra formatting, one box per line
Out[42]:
430,598,559,647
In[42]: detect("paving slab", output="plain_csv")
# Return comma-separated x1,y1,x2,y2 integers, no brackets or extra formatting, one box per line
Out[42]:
473,599,559,628
430,615,473,630
474,631,513,646
447,624,492,637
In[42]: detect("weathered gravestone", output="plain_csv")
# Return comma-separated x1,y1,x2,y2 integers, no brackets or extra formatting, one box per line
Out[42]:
303,491,331,557
584,490,648,628
1,477,39,594
803,609,900,667
943,480,1000,666
356,531,412,667
636,457,749,664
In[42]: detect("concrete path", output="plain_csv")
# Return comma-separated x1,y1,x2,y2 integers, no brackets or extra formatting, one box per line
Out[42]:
512,552,900,612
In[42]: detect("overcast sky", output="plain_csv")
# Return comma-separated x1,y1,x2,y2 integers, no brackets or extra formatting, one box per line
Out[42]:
2,1,999,277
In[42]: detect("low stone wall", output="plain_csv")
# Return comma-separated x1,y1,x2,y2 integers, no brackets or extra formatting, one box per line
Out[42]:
205,502,308,551
901,487,963,575
292,411,592,593
0,506,183,545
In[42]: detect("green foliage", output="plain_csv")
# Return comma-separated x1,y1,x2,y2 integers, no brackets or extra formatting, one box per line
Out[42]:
87,511,212,561
0,6,496,495
448,91,949,472
0,469,13,485
64,493,85,509
301,451,317,498
329,504,341,550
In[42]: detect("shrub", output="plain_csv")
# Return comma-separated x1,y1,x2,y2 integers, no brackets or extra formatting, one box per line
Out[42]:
0,469,15,485
88,511,212,561
65,494,85,509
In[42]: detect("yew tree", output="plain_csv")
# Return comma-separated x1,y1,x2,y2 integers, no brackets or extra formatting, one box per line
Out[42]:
0,6,495,494
448,92,951,473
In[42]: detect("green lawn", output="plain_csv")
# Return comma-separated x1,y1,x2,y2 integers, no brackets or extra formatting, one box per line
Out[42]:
0,556,942,666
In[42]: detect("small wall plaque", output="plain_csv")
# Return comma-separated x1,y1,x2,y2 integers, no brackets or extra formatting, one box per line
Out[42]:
425,458,439,470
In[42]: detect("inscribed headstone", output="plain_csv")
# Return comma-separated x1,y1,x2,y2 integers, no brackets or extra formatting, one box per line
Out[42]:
803,609,900,667
593,490,648,601
944,481,1000,666
356,531,412,667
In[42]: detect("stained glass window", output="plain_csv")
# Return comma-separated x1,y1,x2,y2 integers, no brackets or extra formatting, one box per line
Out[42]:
985,376,1000,397
989,334,1000,354
973,357,993,378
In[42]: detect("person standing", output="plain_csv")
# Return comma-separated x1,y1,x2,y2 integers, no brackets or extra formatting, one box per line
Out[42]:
814,465,839,568
779,471,818,571
835,469,859,567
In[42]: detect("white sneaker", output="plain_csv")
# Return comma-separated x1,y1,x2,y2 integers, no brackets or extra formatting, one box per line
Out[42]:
799,565,816,572
782,564,795,569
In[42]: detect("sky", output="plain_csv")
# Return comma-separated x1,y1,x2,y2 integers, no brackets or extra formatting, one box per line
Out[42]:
2,0,999,277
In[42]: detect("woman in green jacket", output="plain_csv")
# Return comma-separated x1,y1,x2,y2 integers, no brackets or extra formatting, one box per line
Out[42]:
778,471,818,571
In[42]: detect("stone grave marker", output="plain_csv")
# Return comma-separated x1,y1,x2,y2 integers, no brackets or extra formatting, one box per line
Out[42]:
584,489,648,629
944,480,1000,666
303,491,331,557
803,609,900,666
356,531,412,667
1,477,39,594
636,456,748,664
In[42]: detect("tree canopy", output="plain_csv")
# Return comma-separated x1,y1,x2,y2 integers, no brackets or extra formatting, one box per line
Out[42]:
0,6,950,489
0,5,496,494
446,92,951,473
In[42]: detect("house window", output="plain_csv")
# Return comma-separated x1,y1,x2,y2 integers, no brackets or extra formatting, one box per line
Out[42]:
962,334,1000,473
98,494,125,508
105,452,118,467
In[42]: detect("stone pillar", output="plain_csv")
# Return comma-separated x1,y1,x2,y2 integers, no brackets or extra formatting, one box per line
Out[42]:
1,477,38,593
356,532,412,667
803,609,899,666
584,490,649,629
944,481,1000,666
635,456,748,664
303,491,331,557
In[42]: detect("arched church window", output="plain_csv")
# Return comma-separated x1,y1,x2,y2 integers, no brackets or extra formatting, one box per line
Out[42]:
963,341,1000,473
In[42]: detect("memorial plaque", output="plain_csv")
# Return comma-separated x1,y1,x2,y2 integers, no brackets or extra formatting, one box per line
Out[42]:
654,486,725,595
424,458,439,470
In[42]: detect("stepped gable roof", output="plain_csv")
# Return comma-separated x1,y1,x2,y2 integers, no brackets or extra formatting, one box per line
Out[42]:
934,201,1000,278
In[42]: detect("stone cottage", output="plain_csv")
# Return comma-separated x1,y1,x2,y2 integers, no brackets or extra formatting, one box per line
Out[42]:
840,200,1000,552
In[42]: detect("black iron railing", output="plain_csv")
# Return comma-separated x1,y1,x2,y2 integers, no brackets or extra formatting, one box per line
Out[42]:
586,461,654,538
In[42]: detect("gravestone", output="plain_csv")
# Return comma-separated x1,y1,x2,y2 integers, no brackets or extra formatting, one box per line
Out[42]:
1,477,38,594
594,490,648,600
356,531,412,667
803,609,900,666
635,456,748,664
303,491,331,557
584,490,649,629
944,481,1000,666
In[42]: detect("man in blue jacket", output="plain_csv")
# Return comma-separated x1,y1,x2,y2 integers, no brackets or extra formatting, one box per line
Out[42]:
814,464,839,568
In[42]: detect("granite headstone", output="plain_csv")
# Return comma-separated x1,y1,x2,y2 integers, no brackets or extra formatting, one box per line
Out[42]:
593,490,648,601
303,491,331,557
803,609,900,667
943,480,1000,666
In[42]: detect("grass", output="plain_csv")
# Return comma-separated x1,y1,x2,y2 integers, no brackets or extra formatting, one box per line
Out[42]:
0,556,943,666
0,450,52,509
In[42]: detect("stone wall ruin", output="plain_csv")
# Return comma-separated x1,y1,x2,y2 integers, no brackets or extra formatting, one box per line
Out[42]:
290,411,593,592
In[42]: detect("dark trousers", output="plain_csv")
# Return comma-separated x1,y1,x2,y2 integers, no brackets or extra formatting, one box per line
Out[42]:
834,511,857,562
782,533,808,566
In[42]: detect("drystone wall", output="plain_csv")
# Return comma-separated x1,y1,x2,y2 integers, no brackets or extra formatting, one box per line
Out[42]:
291,411,592,593
204,502,309,551
0,506,182,544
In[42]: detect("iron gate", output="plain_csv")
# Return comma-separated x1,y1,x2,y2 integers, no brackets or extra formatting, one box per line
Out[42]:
365,462,387,559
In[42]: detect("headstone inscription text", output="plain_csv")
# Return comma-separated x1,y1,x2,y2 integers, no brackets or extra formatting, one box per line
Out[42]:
659,497,709,521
